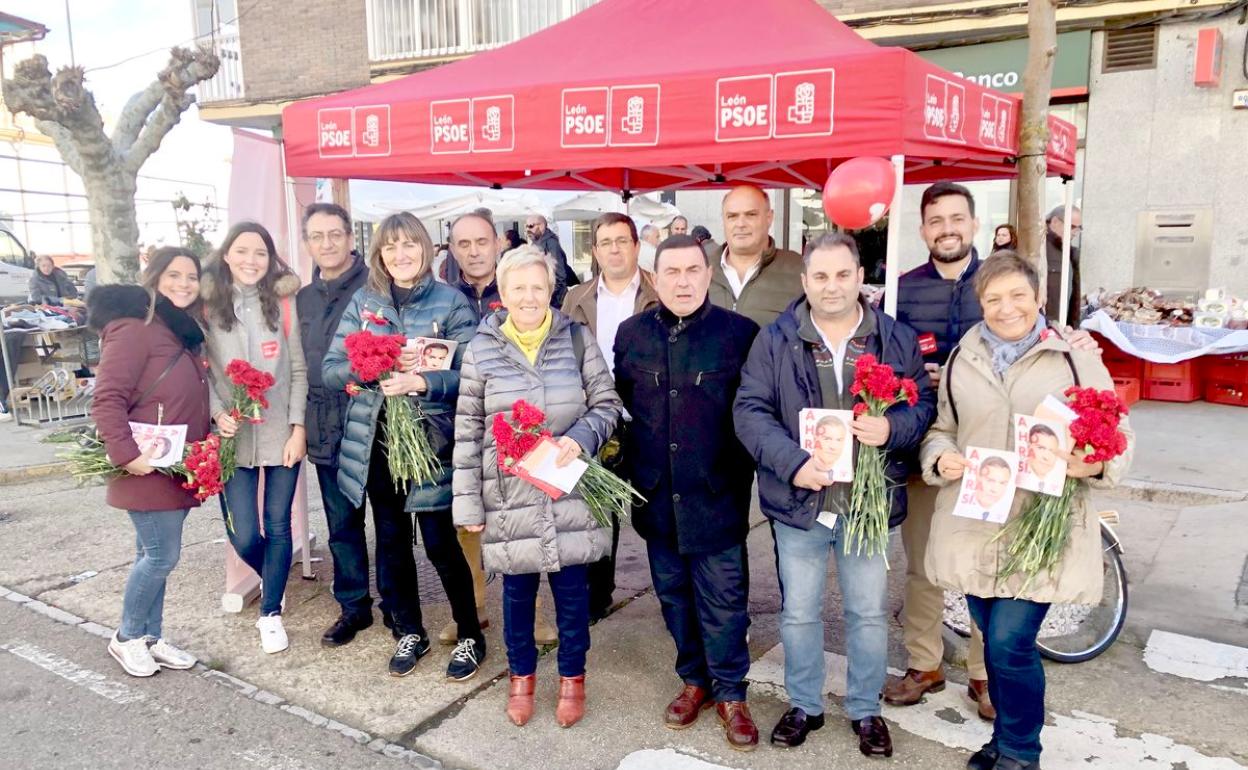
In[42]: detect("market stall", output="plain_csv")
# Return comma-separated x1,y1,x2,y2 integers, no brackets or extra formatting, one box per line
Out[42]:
280,0,1077,317
1,304,97,425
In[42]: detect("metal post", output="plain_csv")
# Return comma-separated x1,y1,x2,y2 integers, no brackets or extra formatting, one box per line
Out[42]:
883,154,905,319
1059,177,1074,327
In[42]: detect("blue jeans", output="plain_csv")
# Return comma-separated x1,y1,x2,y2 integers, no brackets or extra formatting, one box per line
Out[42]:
648,538,751,703
222,465,298,616
773,518,890,720
119,509,189,640
315,463,371,617
503,564,590,677
966,595,1051,763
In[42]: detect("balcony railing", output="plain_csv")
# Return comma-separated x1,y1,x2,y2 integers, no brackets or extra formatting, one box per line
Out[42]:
366,0,600,62
196,30,245,103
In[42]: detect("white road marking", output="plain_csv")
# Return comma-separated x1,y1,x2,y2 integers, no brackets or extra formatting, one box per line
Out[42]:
616,748,734,770
1,640,146,705
1144,630,1248,683
748,643,1244,768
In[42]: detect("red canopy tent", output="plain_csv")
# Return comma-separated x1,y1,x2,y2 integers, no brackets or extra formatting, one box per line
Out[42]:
282,0,1076,190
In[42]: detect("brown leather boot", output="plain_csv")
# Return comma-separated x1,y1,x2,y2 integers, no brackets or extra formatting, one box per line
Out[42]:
506,673,536,726
967,678,996,721
665,684,712,729
555,674,586,728
882,667,946,706
716,701,759,751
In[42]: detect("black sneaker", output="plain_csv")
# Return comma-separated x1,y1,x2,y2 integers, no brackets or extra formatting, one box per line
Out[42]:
388,633,430,677
321,613,373,648
446,638,486,682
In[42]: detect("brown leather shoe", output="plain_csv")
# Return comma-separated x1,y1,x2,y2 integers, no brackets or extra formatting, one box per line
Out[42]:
664,684,712,729
506,673,536,726
883,667,946,706
715,701,759,752
555,674,586,728
967,678,996,721
850,716,894,757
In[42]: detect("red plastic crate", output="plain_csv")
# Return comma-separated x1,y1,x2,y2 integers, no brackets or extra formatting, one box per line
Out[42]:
1113,377,1141,407
1094,334,1144,379
1204,379,1248,407
1144,360,1200,381
1143,378,1202,402
1202,354,1248,384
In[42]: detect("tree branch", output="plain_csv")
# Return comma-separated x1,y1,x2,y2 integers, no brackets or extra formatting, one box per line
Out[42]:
122,46,220,172
34,119,86,176
111,81,165,153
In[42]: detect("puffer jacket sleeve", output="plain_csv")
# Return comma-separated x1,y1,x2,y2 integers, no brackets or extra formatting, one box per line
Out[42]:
92,320,146,468
561,326,621,457
1071,349,1135,489
323,291,363,391
883,323,937,452
286,301,308,426
420,292,477,404
452,339,486,527
733,326,808,486
202,330,227,420
920,356,961,487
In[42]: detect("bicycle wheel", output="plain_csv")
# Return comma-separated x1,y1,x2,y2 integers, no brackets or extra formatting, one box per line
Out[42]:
942,590,973,639
1036,529,1128,663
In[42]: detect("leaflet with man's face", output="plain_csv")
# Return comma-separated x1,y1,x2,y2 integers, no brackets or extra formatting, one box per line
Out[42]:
1014,413,1068,497
799,408,855,483
406,337,459,372
953,446,1019,524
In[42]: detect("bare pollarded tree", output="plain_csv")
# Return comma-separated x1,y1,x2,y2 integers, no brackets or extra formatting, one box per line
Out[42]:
2,47,220,283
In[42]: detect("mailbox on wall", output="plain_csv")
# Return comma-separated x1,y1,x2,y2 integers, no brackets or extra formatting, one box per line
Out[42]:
1194,27,1223,87
1134,209,1213,298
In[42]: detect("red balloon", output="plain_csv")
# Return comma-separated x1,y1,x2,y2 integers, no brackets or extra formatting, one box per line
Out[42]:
822,157,898,230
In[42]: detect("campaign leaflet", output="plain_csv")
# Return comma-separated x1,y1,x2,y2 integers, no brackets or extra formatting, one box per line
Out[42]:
1013,413,1069,496
405,337,459,372
953,446,1020,524
128,422,187,468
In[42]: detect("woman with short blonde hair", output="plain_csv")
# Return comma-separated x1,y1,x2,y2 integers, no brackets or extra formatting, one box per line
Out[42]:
496,245,557,294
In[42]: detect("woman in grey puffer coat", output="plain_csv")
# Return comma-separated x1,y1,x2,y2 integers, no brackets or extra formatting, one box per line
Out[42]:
453,245,621,729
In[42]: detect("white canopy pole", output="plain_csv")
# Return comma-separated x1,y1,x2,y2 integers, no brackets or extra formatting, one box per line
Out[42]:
1058,177,1074,327
883,154,905,318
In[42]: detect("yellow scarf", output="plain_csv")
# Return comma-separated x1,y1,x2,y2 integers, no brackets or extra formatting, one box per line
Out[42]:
501,309,552,365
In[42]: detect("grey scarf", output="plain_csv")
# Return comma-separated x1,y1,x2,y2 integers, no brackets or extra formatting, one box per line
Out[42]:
980,315,1046,376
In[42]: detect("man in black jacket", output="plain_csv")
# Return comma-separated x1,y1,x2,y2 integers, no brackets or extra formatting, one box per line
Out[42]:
525,214,574,305
614,235,760,752
448,212,502,319
734,233,936,759
295,203,371,647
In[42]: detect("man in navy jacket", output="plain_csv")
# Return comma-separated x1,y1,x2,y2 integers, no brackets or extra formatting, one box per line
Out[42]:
734,233,935,758
615,235,761,751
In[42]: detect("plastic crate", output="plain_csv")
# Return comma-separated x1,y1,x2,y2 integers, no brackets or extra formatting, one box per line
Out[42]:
1143,378,1202,402
1204,379,1248,407
1091,333,1144,379
1112,376,1141,407
1144,360,1200,381
1202,354,1248,385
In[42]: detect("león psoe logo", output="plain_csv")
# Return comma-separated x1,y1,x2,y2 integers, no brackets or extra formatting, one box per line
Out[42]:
482,106,502,142
788,82,815,125
362,114,380,147
620,96,645,135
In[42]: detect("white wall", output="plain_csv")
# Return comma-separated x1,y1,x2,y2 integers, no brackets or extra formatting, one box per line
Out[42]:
1082,20,1248,296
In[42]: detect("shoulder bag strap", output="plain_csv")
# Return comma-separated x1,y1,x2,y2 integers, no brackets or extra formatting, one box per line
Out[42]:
130,351,184,410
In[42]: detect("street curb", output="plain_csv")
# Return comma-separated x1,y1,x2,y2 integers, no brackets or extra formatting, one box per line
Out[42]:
1113,478,1248,506
0,582,445,769
0,461,73,486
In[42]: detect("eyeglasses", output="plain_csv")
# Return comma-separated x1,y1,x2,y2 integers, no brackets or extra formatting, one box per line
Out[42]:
524,224,538,230
308,230,347,245
595,237,634,250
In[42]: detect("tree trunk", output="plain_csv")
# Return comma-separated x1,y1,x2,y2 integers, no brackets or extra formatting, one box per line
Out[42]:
1017,0,1059,298
84,171,141,283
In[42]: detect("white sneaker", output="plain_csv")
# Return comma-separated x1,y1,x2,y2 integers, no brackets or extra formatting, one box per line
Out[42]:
148,638,197,669
256,614,289,654
108,631,159,677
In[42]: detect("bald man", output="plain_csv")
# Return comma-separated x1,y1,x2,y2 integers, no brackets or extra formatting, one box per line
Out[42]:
709,186,804,328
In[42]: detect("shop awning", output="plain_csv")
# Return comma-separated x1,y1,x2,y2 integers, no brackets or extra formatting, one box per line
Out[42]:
281,0,1076,191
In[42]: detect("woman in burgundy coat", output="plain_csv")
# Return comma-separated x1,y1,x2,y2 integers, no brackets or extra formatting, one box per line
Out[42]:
88,247,211,678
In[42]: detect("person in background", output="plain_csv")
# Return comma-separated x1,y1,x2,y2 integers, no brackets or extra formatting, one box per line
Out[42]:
89,247,210,678
992,224,1018,253
323,212,486,681
638,224,661,273
921,251,1133,770
83,266,98,299
691,225,720,262
450,212,503,320
734,233,935,759
453,245,621,729
709,185,803,328
615,234,760,751
562,211,660,622
29,254,79,305
525,214,573,304
669,215,689,236
201,222,307,656
504,228,524,251
1045,205,1082,329
295,202,373,648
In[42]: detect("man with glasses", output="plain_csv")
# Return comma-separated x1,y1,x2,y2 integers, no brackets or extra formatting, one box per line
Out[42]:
1045,205,1082,328
562,212,659,621
525,214,574,305
295,203,373,647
